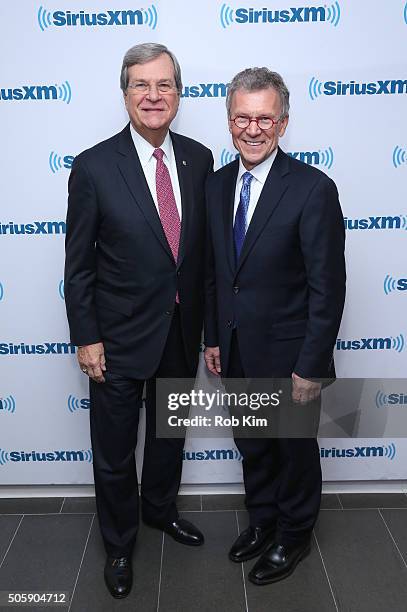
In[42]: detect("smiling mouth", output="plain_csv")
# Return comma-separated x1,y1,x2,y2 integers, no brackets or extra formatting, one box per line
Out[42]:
243,140,264,147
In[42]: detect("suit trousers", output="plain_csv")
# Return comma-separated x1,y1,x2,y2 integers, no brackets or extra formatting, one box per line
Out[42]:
89,306,190,557
227,332,322,546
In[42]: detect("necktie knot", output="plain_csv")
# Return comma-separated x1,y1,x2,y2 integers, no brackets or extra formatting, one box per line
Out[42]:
242,171,253,188
153,148,164,162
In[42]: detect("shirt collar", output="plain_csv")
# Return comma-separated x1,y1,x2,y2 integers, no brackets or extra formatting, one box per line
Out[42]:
237,147,278,186
129,124,172,166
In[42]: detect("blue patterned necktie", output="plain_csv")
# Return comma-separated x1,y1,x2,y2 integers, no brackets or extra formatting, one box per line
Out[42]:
234,171,254,260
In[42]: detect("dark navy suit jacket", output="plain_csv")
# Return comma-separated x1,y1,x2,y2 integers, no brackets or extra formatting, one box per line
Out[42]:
65,123,213,378
205,147,346,379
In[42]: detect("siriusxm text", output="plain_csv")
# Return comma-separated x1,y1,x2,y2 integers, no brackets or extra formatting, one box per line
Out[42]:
0,222,66,235
47,10,143,27
0,343,76,355
321,446,390,458
321,79,407,96
336,338,396,350
1,86,59,101
7,450,87,462
234,7,325,24
344,216,406,230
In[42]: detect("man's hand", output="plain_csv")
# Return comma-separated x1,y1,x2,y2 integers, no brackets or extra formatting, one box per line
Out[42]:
291,372,321,403
204,346,221,376
77,342,106,383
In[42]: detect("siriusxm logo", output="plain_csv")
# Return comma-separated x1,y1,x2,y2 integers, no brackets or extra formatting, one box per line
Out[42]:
49,151,74,173
383,275,407,295
183,449,242,461
393,146,407,168
0,221,66,236
0,82,72,104
38,6,157,30
375,391,407,408
0,342,76,356
320,443,396,460
181,83,229,98
220,148,333,168
336,335,405,353
0,448,92,466
68,395,90,413
309,77,407,100
0,395,16,414
345,216,407,231
220,2,340,28
0,282,4,301
58,281,65,300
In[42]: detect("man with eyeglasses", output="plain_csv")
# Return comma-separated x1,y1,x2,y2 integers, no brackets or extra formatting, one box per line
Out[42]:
204,68,345,584
64,43,213,599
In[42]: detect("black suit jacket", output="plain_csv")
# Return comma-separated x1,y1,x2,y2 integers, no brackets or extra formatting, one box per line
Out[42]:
205,147,346,379
65,124,213,378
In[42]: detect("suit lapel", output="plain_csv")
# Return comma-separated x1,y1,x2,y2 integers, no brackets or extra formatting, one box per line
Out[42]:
171,131,193,270
222,161,239,274
235,148,290,276
116,124,173,262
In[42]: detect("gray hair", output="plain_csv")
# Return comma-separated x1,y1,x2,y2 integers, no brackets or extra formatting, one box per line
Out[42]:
120,43,182,94
226,67,290,119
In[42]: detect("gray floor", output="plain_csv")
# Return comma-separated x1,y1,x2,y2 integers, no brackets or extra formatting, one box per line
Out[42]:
0,494,406,611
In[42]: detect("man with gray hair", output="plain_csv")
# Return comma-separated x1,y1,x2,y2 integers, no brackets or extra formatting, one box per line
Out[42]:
65,43,213,598
205,67,345,584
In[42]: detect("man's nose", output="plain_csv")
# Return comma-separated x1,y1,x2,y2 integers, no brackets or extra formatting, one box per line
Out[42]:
245,119,262,137
146,84,161,102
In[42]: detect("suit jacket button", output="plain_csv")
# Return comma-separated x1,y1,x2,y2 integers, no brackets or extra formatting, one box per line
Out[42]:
227,320,232,327
233,286,240,294
165,310,173,316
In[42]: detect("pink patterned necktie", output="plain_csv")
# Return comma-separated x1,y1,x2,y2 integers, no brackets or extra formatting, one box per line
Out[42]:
153,148,181,261
153,147,181,302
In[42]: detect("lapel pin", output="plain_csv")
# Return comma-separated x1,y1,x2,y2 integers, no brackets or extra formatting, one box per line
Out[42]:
182,160,187,166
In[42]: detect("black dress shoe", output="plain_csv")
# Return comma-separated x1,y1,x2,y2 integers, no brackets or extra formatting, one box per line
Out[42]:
248,539,311,585
104,556,133,599
163,519,204,546
229,525,275,563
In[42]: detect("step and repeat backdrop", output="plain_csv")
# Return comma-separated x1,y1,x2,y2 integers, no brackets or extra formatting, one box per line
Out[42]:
0,0,406,485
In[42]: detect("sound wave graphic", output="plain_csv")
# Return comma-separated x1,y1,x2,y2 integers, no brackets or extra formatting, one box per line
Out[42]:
375,390,387,408
49,151,63,173
220,149,239,166
384,274,397,295
37,5,52,31
391,334,405,353
58,280,65,300
326,1,341,27
393,146,407,168
234,449,242,461
220,4,234,28
0,282,4,301
404,2,407,25
67,395,89,413
384,443,396,460
0,395,16,414
0,449,10,466
143,5,158,29
309,77,323,101
319,147,334,169
83,449,93,463
57,81,72,104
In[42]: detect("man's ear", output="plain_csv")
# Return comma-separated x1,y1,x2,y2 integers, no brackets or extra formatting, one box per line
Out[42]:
278,115,289,137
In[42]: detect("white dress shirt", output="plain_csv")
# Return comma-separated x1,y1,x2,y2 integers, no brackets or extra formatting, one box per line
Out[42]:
233,148,278,226
130,124,182,220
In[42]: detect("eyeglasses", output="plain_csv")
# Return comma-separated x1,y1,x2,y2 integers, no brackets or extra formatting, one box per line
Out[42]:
231,115,280,130
127,81,177,95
